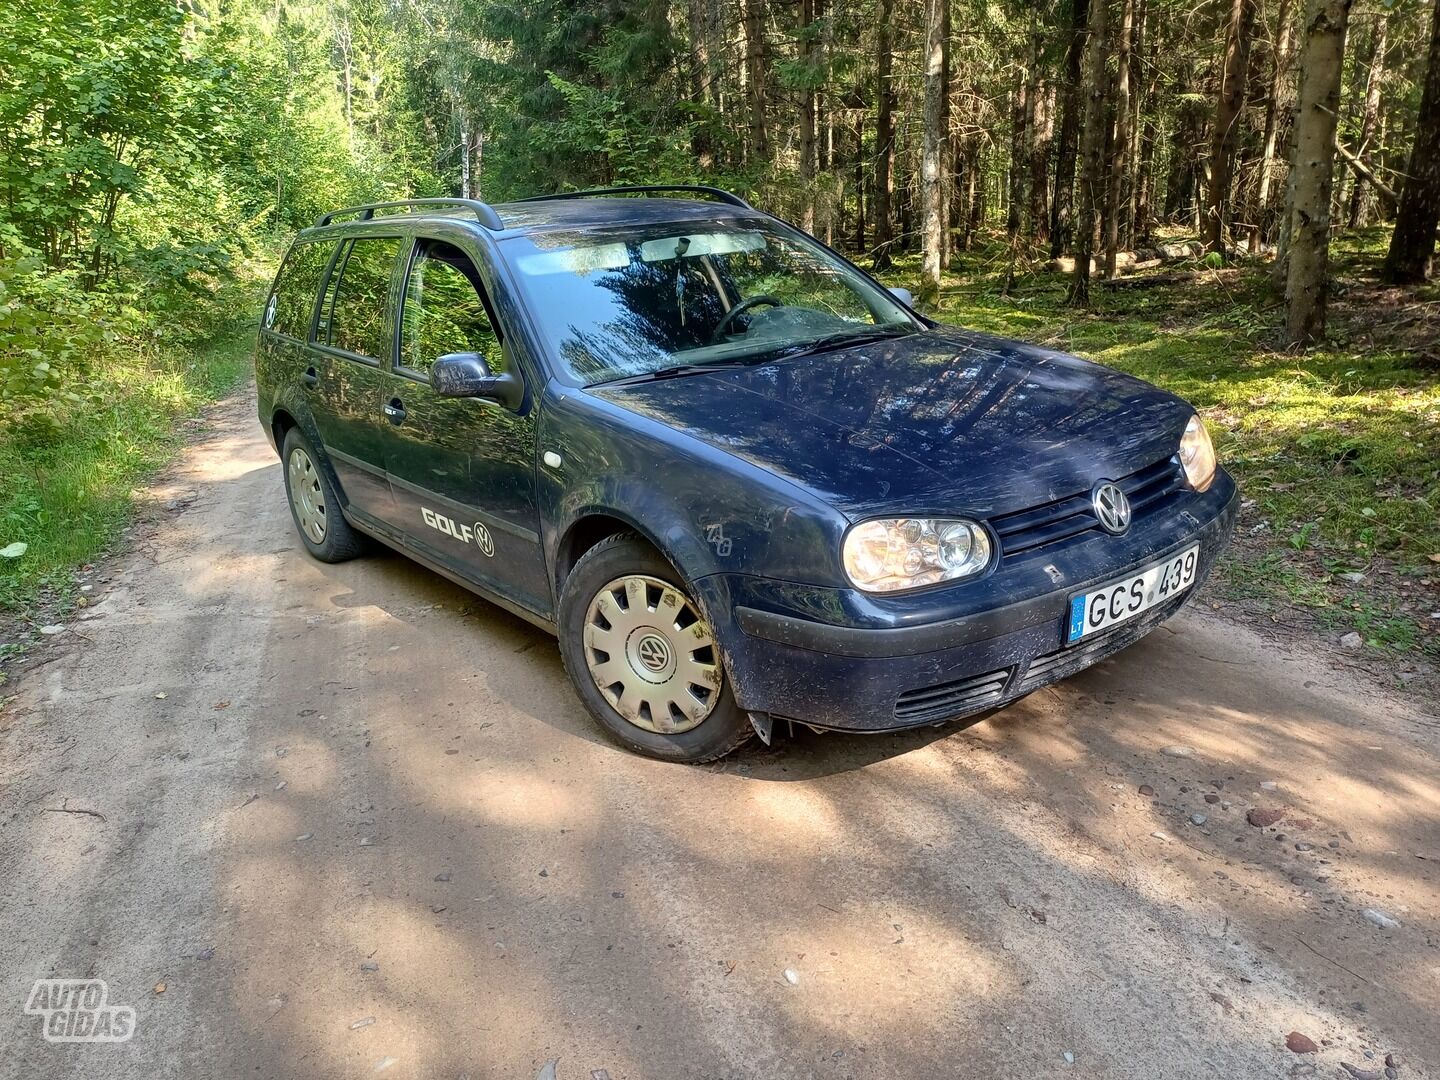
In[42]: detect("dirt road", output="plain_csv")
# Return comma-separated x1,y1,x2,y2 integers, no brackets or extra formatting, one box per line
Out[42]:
2,388,1437,1080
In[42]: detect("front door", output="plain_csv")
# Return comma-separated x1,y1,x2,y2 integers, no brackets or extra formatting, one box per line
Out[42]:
308,235,404,522
375,236,550,618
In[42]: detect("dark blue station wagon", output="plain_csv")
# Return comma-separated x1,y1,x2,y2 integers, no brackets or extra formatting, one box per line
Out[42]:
256,186,1238,762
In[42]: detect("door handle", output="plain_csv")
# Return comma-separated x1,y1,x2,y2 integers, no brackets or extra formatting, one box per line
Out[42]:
301,366,319,388
383,398,407,425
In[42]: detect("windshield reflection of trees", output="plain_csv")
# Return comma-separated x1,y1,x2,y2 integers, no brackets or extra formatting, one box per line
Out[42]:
559,242,881,383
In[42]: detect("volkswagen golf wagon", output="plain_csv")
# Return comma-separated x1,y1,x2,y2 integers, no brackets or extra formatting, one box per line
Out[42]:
256,185,1238,762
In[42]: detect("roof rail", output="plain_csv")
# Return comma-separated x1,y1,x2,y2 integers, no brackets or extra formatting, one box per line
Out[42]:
513,185,753,209
313,198,504,231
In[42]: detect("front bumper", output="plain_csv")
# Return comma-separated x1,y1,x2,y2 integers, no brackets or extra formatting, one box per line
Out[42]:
693,471,1239,732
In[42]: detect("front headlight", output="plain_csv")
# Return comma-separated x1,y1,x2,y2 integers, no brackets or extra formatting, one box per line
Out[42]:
842,518,992,593
1179,414,1217,491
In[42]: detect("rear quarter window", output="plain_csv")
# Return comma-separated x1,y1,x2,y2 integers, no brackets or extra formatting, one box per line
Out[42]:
265,241,334,340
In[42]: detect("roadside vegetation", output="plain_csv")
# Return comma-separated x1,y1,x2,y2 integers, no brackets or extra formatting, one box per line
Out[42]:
0,0,435,630
887,228,1440,658
0,306,257,618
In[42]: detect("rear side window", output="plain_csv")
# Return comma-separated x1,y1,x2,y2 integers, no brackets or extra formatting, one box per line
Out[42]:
321,236,401,360
265,241,333,339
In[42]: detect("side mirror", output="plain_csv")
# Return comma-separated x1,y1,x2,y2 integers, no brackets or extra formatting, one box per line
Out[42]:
430,352,523,410
888,286,915,308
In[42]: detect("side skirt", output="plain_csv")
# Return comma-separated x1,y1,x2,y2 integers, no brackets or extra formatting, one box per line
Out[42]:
342,507,558,636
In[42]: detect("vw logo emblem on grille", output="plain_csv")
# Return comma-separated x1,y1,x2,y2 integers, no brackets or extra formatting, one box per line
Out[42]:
1092,481,1132,535
636,634,672,673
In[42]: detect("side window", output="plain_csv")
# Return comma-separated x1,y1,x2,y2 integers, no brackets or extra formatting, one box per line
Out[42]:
324,236,401,360
398,241,502,377
266,241,333,339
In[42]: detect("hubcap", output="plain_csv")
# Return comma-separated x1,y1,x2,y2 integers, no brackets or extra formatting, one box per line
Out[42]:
287,447,327,545
583,574,722,734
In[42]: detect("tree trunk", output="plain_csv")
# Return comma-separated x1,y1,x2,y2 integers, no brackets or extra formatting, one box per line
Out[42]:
1345,13,1386,227
1071,0,1110,304
1255,0,1297,245
1051,0,1090,257
920,0,949,302
969,149,986,242
853,112,867,252
799,0,817,232
1382,0,1440,283
950,139,968,256
1284,0,1354,346
1105,0,1134,277
873,0,896,269
743,0,770,164
687,0,715,168
938,0,952,268
1028,36,1054,244
460,122,471,199
1206,0,1258,254
1007,58,1029,239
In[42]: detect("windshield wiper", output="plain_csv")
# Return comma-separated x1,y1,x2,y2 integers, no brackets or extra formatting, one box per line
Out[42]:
593,325,916,387
767,324,915,362
593,360,752,388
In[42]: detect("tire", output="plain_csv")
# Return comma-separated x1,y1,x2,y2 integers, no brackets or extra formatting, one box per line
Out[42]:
280,425,366,563
558,532,754,763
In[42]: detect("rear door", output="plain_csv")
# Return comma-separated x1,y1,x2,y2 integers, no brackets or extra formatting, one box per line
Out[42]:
307,235,405,522
374,233,550,618
258,238,333,431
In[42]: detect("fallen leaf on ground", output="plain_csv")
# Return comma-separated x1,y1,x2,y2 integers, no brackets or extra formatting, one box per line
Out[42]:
1285,1031,1317,1054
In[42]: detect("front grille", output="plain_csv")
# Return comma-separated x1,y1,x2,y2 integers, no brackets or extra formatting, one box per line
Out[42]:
990,456,1185,559
894,667,1013,723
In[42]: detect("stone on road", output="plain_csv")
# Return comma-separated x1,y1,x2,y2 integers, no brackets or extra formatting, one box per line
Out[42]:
1,386,1437,1078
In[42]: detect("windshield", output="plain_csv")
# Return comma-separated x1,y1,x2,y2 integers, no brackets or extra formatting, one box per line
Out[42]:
502,220,918,385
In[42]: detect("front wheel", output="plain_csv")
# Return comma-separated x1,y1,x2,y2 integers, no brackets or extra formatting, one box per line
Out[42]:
558,533,753,762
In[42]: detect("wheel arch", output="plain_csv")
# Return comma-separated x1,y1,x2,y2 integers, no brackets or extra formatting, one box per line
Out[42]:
271,407,299,451
554,511,678,596
270,404,353,510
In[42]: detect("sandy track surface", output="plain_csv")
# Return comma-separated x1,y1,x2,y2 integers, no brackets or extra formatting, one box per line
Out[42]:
1,386,1436,1079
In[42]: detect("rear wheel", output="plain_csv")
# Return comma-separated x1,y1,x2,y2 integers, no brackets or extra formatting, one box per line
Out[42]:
558,533,753,762
280,426,365,563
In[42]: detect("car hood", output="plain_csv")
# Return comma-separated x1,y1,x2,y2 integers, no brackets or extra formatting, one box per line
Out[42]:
586,328,1194,519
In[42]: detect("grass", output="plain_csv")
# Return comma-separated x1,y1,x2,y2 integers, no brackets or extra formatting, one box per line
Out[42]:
884,227,1440,659
0,314,257,622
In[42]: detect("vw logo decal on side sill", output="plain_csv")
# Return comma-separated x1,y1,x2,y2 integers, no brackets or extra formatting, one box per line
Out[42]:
1092,481,1132,535
473,522,495,557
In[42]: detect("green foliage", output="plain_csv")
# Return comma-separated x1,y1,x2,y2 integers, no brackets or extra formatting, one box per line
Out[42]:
0,0,435,617
0,260,104,406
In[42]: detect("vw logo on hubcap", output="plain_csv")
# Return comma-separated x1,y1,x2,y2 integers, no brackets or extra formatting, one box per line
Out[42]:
636,633,672,673
1092,481,1132,535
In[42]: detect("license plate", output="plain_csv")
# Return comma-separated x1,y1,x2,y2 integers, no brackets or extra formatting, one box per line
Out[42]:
1065,545,1200,644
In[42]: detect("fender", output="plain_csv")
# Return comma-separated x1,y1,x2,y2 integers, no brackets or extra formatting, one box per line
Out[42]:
535,382,848,592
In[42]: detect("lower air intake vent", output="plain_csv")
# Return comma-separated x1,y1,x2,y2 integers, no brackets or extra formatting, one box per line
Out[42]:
894,667,1013,723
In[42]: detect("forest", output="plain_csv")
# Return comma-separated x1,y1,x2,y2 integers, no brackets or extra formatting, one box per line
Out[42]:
1,0,1438,656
